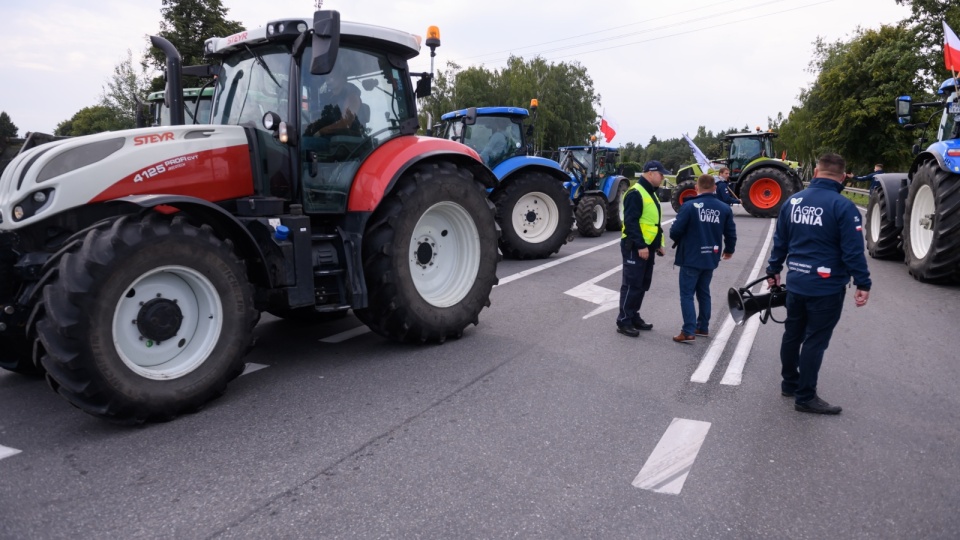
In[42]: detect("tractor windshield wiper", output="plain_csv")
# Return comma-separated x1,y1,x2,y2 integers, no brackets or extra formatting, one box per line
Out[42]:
243,44,282,88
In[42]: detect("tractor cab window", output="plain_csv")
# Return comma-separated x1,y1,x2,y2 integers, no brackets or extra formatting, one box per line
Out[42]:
212,44,291,129
939,92,959,141
730,138,761,161
454,116,521,168
299,46,410,213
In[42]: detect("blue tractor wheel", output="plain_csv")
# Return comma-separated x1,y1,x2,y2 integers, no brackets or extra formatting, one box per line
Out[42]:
493,172,574,259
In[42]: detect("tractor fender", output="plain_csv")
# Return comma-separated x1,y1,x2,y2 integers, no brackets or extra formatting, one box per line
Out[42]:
601,175,629,202
910,143,960,176
739,159,803,190
491,156,569,195
872,172,908,224
105,194,270,286
346,136,495,214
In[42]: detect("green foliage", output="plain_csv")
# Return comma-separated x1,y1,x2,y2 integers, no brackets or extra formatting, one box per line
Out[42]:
419,55,599,153
895,0,960,86
145,0,244,91
0,111,18,139
777,25,929,173
101,50,151,126
55,106,132,136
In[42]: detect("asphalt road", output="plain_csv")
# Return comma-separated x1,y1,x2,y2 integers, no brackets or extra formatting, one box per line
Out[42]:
2,205,958,539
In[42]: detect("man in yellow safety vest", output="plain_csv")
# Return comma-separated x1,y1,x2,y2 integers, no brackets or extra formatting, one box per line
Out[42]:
616,160,668,337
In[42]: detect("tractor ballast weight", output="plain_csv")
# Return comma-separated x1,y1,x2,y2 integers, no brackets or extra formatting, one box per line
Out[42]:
439,104,574,259
558,143,631,237
0,10,501,423
865,77,960,283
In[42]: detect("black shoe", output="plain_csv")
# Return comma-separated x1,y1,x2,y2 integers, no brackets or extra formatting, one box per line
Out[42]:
794,396,842,415
781,391,794,397
617,325,640,337
633,319,653,331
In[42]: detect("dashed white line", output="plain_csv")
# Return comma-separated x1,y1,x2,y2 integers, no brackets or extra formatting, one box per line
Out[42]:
633,418,711,495
497,238,620,286
0,445,22,461
319,326,371,343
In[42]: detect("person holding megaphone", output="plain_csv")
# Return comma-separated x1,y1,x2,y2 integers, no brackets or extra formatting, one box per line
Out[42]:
765,153,871,415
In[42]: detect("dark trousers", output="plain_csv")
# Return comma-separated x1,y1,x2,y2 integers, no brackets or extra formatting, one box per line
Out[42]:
678,266,714,336
780,290,846,403
617,241,655,327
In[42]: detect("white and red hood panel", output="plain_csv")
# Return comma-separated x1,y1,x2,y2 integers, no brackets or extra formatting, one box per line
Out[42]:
0,125,254,230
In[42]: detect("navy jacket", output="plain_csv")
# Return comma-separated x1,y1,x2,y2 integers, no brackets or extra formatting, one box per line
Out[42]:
622,177,663,250
716,180,739,205
670,192,737,269
765,178,872,295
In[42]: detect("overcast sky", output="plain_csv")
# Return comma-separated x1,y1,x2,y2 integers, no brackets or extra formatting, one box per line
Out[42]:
0,0,913,146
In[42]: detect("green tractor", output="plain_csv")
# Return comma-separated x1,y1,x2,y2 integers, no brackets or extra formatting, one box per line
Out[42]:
669,130,803,218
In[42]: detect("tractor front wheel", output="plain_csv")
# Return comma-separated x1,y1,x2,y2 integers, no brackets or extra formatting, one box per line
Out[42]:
575,195,606,237
494,171,573,259
740,167,797,218
36,214,258,423
355,162,500,343
903,160,960,282
670,180,699,213
866,187,903,260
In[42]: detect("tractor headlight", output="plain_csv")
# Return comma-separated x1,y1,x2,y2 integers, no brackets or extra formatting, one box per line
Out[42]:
11,189,54,222
12,206,24,221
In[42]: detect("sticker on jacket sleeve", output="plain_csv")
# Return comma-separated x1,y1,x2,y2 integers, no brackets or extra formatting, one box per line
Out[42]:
817,266,832,278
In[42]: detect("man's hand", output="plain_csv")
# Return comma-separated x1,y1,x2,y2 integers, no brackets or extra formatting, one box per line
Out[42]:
721,252,732,260
656,246,665,257
854,289,869,307
766,274,780,288
638,248,649,260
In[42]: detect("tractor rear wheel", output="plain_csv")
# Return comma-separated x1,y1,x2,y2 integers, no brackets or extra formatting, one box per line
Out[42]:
354,162,500,343
866,187,903,260
740,167,797,218
606,180,629,231
575,195,606,237
494,171,573,259
903,160,960,282
670,180,699,213
36,213,258,423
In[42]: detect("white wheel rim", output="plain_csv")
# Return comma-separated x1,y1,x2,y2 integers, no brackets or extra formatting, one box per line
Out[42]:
909,184,935,259
409,201,481,308
511,191,560,244
593,203,605,229
869,199,881,242
112,266,223,380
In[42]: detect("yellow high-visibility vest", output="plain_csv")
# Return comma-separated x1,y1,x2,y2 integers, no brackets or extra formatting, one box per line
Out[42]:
621,182,660,244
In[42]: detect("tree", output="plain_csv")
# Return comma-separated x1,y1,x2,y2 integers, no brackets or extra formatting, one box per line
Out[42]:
0,112,18,139
55,106,130,136
895,0,960,86
145,0,244,91
101,50,151,128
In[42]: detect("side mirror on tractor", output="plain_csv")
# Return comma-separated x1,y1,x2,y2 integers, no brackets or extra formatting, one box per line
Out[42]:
310,10,341,75
896,96,912,124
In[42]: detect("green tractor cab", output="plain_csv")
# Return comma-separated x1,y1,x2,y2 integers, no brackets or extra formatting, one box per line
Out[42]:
669,130,803,218
141,86,215,127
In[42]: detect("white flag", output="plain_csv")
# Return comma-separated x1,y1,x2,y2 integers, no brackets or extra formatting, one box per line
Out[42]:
682,133,714,174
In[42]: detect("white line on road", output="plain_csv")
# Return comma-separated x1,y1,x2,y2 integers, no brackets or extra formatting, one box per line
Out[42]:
319,326,371,343
0,445,22,461
691,219,776,384
633,418,711,495
241,363,269,376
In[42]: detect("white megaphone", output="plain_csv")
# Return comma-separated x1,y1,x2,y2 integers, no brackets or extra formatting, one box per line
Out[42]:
727,276,787,326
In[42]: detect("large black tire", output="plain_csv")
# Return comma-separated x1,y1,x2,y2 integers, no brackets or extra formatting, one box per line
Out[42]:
36,214,258,423
739,167,799,218
903,160,960,283
670,180,699,213
605,180,629,231
493,171,574,259
865,187,903,260
575,195,606,237
0,252,43,375
354,162,500,343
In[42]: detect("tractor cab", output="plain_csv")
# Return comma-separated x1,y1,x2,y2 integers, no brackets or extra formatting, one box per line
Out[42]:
724,132,776,180
143,87,215,126
559,144,620,192
439,107,529,168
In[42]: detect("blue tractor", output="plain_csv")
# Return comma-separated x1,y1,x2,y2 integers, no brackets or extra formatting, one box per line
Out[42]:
558,142,631,237
867,77,960,282
438,104,574,259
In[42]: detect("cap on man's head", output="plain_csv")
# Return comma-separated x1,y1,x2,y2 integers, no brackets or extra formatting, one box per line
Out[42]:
643,160,671,174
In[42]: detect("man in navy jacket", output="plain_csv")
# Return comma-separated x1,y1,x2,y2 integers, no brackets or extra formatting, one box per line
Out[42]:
669,174,737,343
766,153,871,415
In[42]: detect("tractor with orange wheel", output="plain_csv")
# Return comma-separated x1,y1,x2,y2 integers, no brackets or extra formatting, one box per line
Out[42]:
669,130,803,218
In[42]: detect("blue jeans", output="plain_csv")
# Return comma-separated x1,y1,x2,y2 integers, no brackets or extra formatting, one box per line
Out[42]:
617,241,655,327
678,266,713,336
780,290,846,403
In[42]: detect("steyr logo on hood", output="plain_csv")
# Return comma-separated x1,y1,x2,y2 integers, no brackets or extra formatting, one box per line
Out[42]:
134,132,175,146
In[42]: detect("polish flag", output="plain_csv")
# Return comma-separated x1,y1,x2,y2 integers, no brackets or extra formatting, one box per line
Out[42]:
600,117,617,143
944,21,960,72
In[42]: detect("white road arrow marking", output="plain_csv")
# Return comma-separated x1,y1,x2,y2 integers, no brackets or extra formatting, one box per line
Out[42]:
240,363,269,376
0,445,22,461
633,418,711,495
